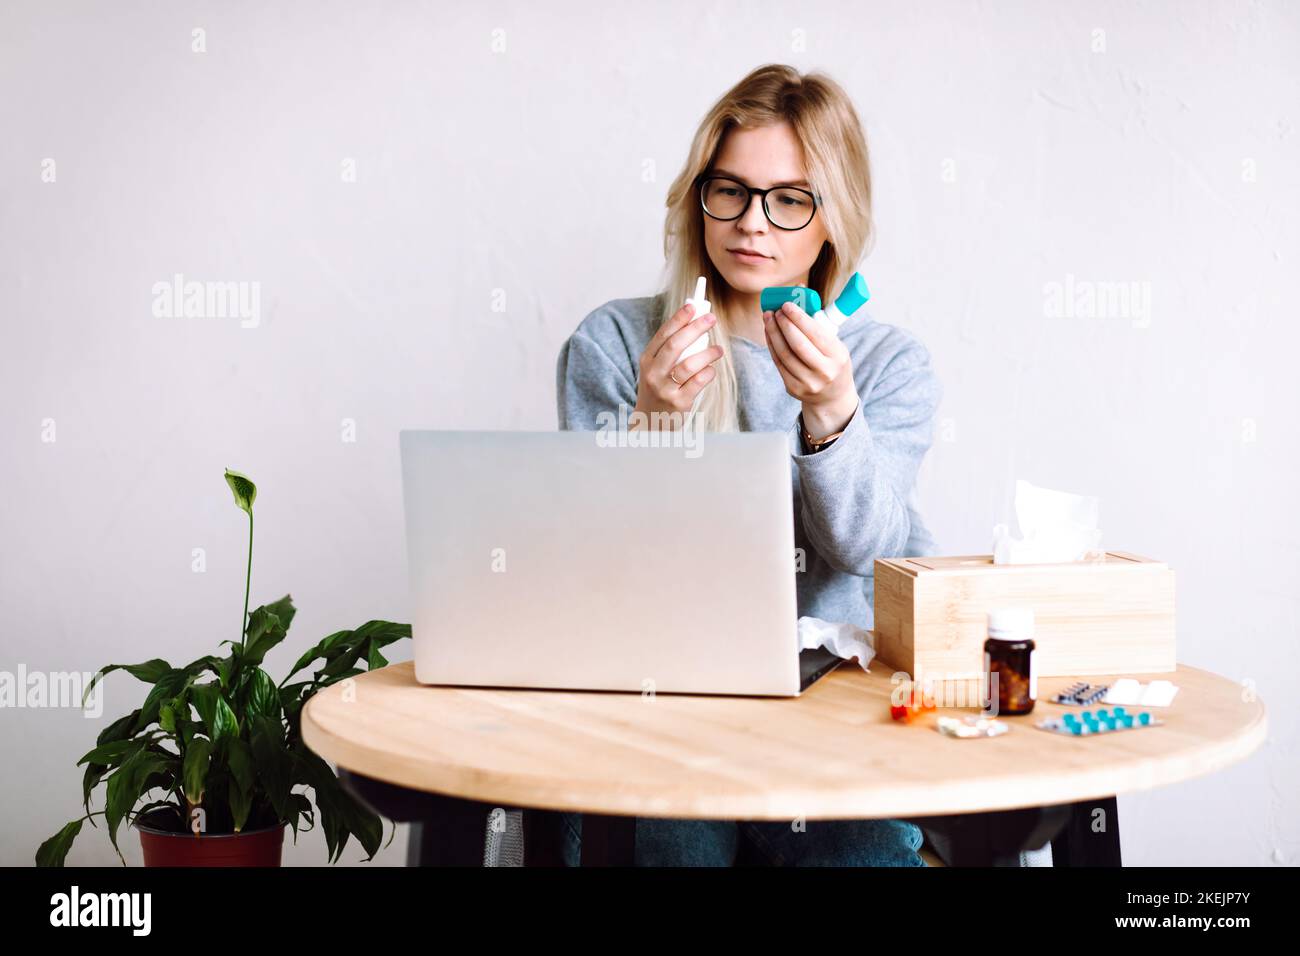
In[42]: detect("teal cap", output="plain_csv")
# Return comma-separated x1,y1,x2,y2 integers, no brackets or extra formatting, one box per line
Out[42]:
833,272,870,316
760,286,822,314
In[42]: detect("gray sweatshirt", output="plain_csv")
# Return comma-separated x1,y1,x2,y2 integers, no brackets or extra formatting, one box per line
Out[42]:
554,292,942,628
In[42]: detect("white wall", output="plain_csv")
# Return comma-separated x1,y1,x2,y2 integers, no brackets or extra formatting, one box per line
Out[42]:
1,0,1295,866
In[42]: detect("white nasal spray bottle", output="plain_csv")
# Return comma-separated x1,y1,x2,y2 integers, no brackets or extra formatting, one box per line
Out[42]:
678,275,711,361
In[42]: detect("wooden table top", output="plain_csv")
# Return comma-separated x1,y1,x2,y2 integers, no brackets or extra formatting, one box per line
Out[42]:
301,660,1267,820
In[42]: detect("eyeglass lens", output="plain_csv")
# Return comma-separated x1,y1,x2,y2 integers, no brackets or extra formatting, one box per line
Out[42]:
701,177,815,229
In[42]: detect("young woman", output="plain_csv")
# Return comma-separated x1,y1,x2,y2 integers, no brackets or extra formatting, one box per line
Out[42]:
554,64,942,866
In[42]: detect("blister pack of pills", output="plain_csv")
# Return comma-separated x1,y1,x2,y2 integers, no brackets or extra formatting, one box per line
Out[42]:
1035,707,1162,736
1052,681,1110,706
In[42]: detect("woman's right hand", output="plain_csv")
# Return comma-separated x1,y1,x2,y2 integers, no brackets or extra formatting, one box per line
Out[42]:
633,303,725,425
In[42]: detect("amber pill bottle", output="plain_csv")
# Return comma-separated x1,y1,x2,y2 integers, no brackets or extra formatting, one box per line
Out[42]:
984,608,1038,715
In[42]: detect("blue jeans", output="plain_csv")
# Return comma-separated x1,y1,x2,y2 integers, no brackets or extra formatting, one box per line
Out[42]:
559,813,926,866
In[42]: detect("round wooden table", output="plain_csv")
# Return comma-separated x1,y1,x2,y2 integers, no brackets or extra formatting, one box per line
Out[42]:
301,660,1266,865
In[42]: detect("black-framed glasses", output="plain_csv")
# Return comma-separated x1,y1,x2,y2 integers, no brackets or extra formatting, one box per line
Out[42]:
695,173,821,231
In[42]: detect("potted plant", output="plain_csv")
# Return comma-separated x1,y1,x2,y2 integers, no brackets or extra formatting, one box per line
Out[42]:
37,468,410,866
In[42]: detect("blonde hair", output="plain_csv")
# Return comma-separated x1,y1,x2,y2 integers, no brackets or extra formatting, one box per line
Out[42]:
658,63,874,432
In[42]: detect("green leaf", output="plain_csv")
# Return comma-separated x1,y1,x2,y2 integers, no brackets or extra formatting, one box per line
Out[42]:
318,646,366,682
77,738,142,768
84,658,173,704
246,668,281,720
249,714,291,822
278,681,311,708
77,737,166,823
295,750,382,862
241,596,295,669
130,802,183,828
280,697,308,738
228,779,252,834
140,765,176,799
105,749,172,856
96,709,142,747
259,594,297,632
133,669,193,734
290,621,408,685
190,683,238,744
82,764,107,821
36,820,84,867
286,793,314,837
355,620,411,649
226,737,254,832
325,667,364,684
160,687,193,737
182,737,213,803
285,629,356,680
180,655,225,682
224,468,257,515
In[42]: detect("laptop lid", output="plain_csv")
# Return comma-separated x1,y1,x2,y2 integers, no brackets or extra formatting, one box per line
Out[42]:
399,429,802,696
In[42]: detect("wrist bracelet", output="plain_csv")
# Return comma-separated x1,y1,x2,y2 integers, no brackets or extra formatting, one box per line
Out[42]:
801,414,846,453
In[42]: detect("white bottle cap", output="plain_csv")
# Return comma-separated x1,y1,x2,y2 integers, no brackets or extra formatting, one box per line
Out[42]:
686,275,710,315
679,276,711,360
987,607,1035,641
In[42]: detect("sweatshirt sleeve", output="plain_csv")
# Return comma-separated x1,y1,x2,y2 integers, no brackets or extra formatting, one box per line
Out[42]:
787,342,942,577
555,328,639,430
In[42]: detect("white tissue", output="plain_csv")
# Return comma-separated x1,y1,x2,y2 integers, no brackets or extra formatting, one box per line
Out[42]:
798,616,875,672
992,479,1103,564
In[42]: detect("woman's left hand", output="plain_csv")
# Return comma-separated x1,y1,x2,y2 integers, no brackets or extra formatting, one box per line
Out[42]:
763,300,859,436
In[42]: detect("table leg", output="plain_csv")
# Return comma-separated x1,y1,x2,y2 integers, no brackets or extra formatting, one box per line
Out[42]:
578,813,637,867
520,808,567,866
1051,796,1122,866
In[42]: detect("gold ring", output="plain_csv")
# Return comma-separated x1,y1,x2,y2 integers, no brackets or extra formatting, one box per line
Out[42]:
669,369,682,386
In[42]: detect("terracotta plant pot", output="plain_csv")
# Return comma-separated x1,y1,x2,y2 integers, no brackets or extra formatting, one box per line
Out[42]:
135,811,286,867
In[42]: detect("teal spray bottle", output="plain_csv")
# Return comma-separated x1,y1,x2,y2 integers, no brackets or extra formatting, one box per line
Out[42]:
760,272,870,335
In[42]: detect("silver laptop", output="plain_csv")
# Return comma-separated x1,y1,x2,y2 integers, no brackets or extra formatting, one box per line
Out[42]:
399,430,842,697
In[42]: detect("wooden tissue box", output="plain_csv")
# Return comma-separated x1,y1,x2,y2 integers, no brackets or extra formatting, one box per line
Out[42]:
872,551,1176,686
